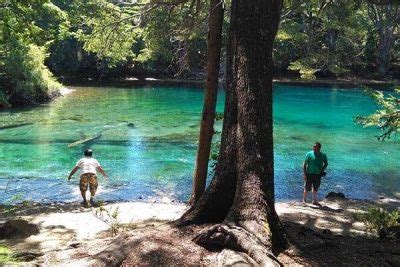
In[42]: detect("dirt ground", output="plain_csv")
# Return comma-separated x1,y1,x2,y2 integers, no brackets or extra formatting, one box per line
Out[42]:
1,197,399,266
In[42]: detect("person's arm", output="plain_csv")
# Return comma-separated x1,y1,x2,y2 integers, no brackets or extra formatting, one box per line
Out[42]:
322,154,328,171
303,161,307,181
68,166,79,180
97,166,108,178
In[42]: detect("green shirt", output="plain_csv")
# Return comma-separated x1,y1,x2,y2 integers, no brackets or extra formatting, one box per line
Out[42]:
305,151,328,175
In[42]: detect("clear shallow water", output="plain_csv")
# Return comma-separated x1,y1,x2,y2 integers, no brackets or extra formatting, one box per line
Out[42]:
0,85,398,204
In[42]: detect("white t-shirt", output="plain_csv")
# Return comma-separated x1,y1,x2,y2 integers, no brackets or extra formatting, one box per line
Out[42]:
76,157,100,176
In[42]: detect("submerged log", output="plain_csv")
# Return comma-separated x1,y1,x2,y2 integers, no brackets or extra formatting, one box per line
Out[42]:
0,123,34,130
67,134,102,147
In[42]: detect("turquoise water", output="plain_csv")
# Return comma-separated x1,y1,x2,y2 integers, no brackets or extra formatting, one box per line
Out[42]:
0,85,398,203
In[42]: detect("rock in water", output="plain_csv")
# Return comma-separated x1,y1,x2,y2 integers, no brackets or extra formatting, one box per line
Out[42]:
0,219,40,239
325,192,346,199
127,123,135,128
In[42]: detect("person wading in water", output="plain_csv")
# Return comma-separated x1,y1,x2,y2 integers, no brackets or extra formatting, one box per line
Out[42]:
68,149,108,207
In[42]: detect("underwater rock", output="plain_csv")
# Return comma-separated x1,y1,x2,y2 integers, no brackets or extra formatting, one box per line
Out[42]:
127,123,135,128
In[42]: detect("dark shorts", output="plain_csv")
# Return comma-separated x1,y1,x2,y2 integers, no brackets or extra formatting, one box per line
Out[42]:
304,174,321,191
80,173,98,196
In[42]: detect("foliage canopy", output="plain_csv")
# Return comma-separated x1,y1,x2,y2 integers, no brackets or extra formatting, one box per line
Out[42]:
1,0,399,107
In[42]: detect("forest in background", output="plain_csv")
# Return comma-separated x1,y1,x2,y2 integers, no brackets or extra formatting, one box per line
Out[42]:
0,0,400,107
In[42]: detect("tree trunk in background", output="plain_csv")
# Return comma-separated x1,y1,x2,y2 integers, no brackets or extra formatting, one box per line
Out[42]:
190,0,224,204
367,2,399,76
178,0,288,263
377,27,394,76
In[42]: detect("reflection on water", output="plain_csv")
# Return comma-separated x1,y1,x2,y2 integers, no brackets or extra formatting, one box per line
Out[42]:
0,85,398,203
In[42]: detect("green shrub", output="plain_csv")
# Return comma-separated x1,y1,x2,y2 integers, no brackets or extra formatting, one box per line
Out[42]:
0,243,19,264
355,207,400,233
4,38,62,105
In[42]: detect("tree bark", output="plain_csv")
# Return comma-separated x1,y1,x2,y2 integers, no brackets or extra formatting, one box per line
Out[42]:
178,0,288,263
190,0,225,204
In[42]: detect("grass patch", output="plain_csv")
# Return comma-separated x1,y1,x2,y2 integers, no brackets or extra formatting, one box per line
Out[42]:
354,207,400,233
0,244,20,264
93,201,122,237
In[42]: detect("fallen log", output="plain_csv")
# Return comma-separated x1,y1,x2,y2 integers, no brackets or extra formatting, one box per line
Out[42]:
0,123,34,130
67,134,102,147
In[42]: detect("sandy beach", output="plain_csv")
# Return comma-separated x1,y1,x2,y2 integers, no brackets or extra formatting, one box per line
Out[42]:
1,196,399,266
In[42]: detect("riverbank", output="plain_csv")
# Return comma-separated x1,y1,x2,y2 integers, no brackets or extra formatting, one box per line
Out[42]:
62,76,399,90
2,76,398,109
1,196,399,265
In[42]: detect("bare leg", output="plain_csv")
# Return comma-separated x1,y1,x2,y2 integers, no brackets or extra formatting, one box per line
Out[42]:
81,190,88,206
89,192,95,204
303,190,308,203
312,190,319,205
81,191,86,201
89,182,97,205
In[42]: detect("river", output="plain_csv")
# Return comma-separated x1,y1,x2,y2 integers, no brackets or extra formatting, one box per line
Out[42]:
0,85,398,203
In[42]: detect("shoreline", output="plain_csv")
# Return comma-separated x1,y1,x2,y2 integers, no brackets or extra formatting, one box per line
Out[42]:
1,193,399,217
0,196,399,265
2,195,399,228
2,76,398,110
62,76,398,90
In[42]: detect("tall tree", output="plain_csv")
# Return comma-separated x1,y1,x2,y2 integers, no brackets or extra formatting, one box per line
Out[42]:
178,0,288,264
367,1,400,76
190,0,224,204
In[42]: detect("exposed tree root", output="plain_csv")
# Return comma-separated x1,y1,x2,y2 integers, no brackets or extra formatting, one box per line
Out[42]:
93,234,132,266
193,224,282,266
175,205,197,226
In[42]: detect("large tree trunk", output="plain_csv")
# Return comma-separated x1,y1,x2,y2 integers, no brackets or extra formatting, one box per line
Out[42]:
178,0,288,264
190,0,224,204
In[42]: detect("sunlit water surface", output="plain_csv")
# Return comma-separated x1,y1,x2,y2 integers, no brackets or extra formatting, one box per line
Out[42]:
0,85,398,203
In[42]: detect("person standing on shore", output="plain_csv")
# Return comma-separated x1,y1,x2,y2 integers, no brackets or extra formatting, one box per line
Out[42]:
68,149,108,207
303,142,328,205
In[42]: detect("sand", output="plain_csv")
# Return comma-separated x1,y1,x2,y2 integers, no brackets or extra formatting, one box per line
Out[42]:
1,196,399,266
